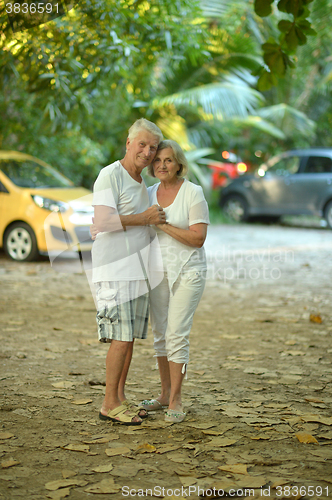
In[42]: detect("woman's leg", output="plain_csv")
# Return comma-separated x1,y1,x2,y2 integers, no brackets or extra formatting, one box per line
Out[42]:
166,271,206,411
168,361,186,411
156,356,171,405
150,275,170,404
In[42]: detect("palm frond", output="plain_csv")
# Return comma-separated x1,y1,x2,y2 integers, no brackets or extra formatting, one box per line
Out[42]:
257,104,316,138
185,148,214,200
199,0,248,18
156,116,193,150
229,116,286,139
152,75,263,119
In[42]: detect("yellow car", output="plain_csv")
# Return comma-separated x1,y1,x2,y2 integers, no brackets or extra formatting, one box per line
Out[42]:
0,150,94,261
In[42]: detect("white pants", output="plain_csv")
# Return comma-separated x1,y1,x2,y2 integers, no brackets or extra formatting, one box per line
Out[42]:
150,270,206,365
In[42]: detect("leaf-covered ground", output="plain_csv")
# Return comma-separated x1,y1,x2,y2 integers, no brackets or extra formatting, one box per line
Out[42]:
1,224,332,500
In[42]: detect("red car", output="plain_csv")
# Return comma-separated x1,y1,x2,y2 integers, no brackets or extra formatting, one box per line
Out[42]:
208,160,248,189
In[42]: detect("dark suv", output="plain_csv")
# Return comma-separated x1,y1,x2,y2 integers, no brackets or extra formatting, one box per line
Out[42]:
219,148,332,228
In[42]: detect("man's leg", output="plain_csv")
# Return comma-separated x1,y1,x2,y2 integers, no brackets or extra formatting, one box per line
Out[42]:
118,340,134,402
100,339,141,423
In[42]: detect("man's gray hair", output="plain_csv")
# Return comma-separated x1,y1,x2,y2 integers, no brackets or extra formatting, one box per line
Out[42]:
128,118,163,142
147,140,189,178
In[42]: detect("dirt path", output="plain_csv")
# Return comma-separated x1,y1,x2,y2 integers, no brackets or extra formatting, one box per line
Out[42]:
1,223,332,500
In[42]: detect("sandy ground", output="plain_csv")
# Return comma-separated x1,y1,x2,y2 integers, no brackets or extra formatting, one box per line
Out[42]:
1,223,332,500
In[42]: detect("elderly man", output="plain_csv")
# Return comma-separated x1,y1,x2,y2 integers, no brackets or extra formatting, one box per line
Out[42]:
92,118,165,425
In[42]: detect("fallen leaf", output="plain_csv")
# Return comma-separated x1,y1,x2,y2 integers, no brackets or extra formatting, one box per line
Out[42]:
61,470,77,479
134,443,156,454
71,399,93,405
283,350,306,356
178,476,198,487
249,435,270,440
167,452,196,465
305,397,324,403
218,464,248,475
270,479,290,488
186,422,216,430
84,478,121,494
295,432,319,444
301,414,332,426
105,446,131,456
202,424,235,436
233,476,268,488
308,402,327,409
110,464,140,477
310,314,322,323
83,437,110,444
51,381,75,389
62,444,90,453
1,459,20,468
45,479,88,491
91,464,114,473
206,437,239,448
155,444,182,454
47,488,71,499
0,432,14,440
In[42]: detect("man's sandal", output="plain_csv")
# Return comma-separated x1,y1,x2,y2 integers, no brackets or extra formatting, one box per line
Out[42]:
122,400,148,418
99,404,142,425
165,409,186,423
141,399,168,411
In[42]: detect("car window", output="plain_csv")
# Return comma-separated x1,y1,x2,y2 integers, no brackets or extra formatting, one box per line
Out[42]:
304,156,332,173
0,159,73,188
267,156,301,176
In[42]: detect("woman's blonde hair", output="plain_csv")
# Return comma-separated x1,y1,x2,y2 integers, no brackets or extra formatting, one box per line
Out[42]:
147,140,189,178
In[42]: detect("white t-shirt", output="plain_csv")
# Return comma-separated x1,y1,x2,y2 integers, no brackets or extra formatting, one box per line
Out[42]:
92,161,151,283
148,179,210,292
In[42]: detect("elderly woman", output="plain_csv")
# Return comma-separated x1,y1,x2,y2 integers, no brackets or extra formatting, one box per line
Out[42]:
141,140,209,422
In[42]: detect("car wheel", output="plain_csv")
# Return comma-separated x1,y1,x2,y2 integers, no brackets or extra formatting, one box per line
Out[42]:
324,200,332,229
3,222,39,262
221,195,249,222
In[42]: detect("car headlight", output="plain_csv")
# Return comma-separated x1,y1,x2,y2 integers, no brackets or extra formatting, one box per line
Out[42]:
31,195,69,212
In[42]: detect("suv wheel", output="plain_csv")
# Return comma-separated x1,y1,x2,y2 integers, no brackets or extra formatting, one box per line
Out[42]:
4,222,39,262
324,200,332,229
221,195,249,222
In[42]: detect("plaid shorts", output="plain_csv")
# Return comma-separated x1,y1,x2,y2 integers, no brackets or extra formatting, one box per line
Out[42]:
95,280,149,343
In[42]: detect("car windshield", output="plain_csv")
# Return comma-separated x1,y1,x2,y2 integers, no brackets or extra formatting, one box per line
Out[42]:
0,159,73,188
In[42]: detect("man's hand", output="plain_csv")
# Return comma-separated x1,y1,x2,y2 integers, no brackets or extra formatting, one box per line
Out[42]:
144,205,166,225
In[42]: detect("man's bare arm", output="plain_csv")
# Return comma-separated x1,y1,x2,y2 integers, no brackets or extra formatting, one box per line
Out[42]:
93,205,166,233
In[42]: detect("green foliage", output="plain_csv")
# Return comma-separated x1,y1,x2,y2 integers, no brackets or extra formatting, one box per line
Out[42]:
0,0,329,196
254,0,316,90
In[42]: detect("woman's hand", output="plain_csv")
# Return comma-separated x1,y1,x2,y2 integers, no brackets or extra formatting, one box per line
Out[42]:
157,222,207,248
90,217,100,240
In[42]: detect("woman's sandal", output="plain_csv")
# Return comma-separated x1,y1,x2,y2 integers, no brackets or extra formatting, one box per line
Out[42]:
164,409,186,423
141,399,169,411
122,400,148,418
99,404,142,426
